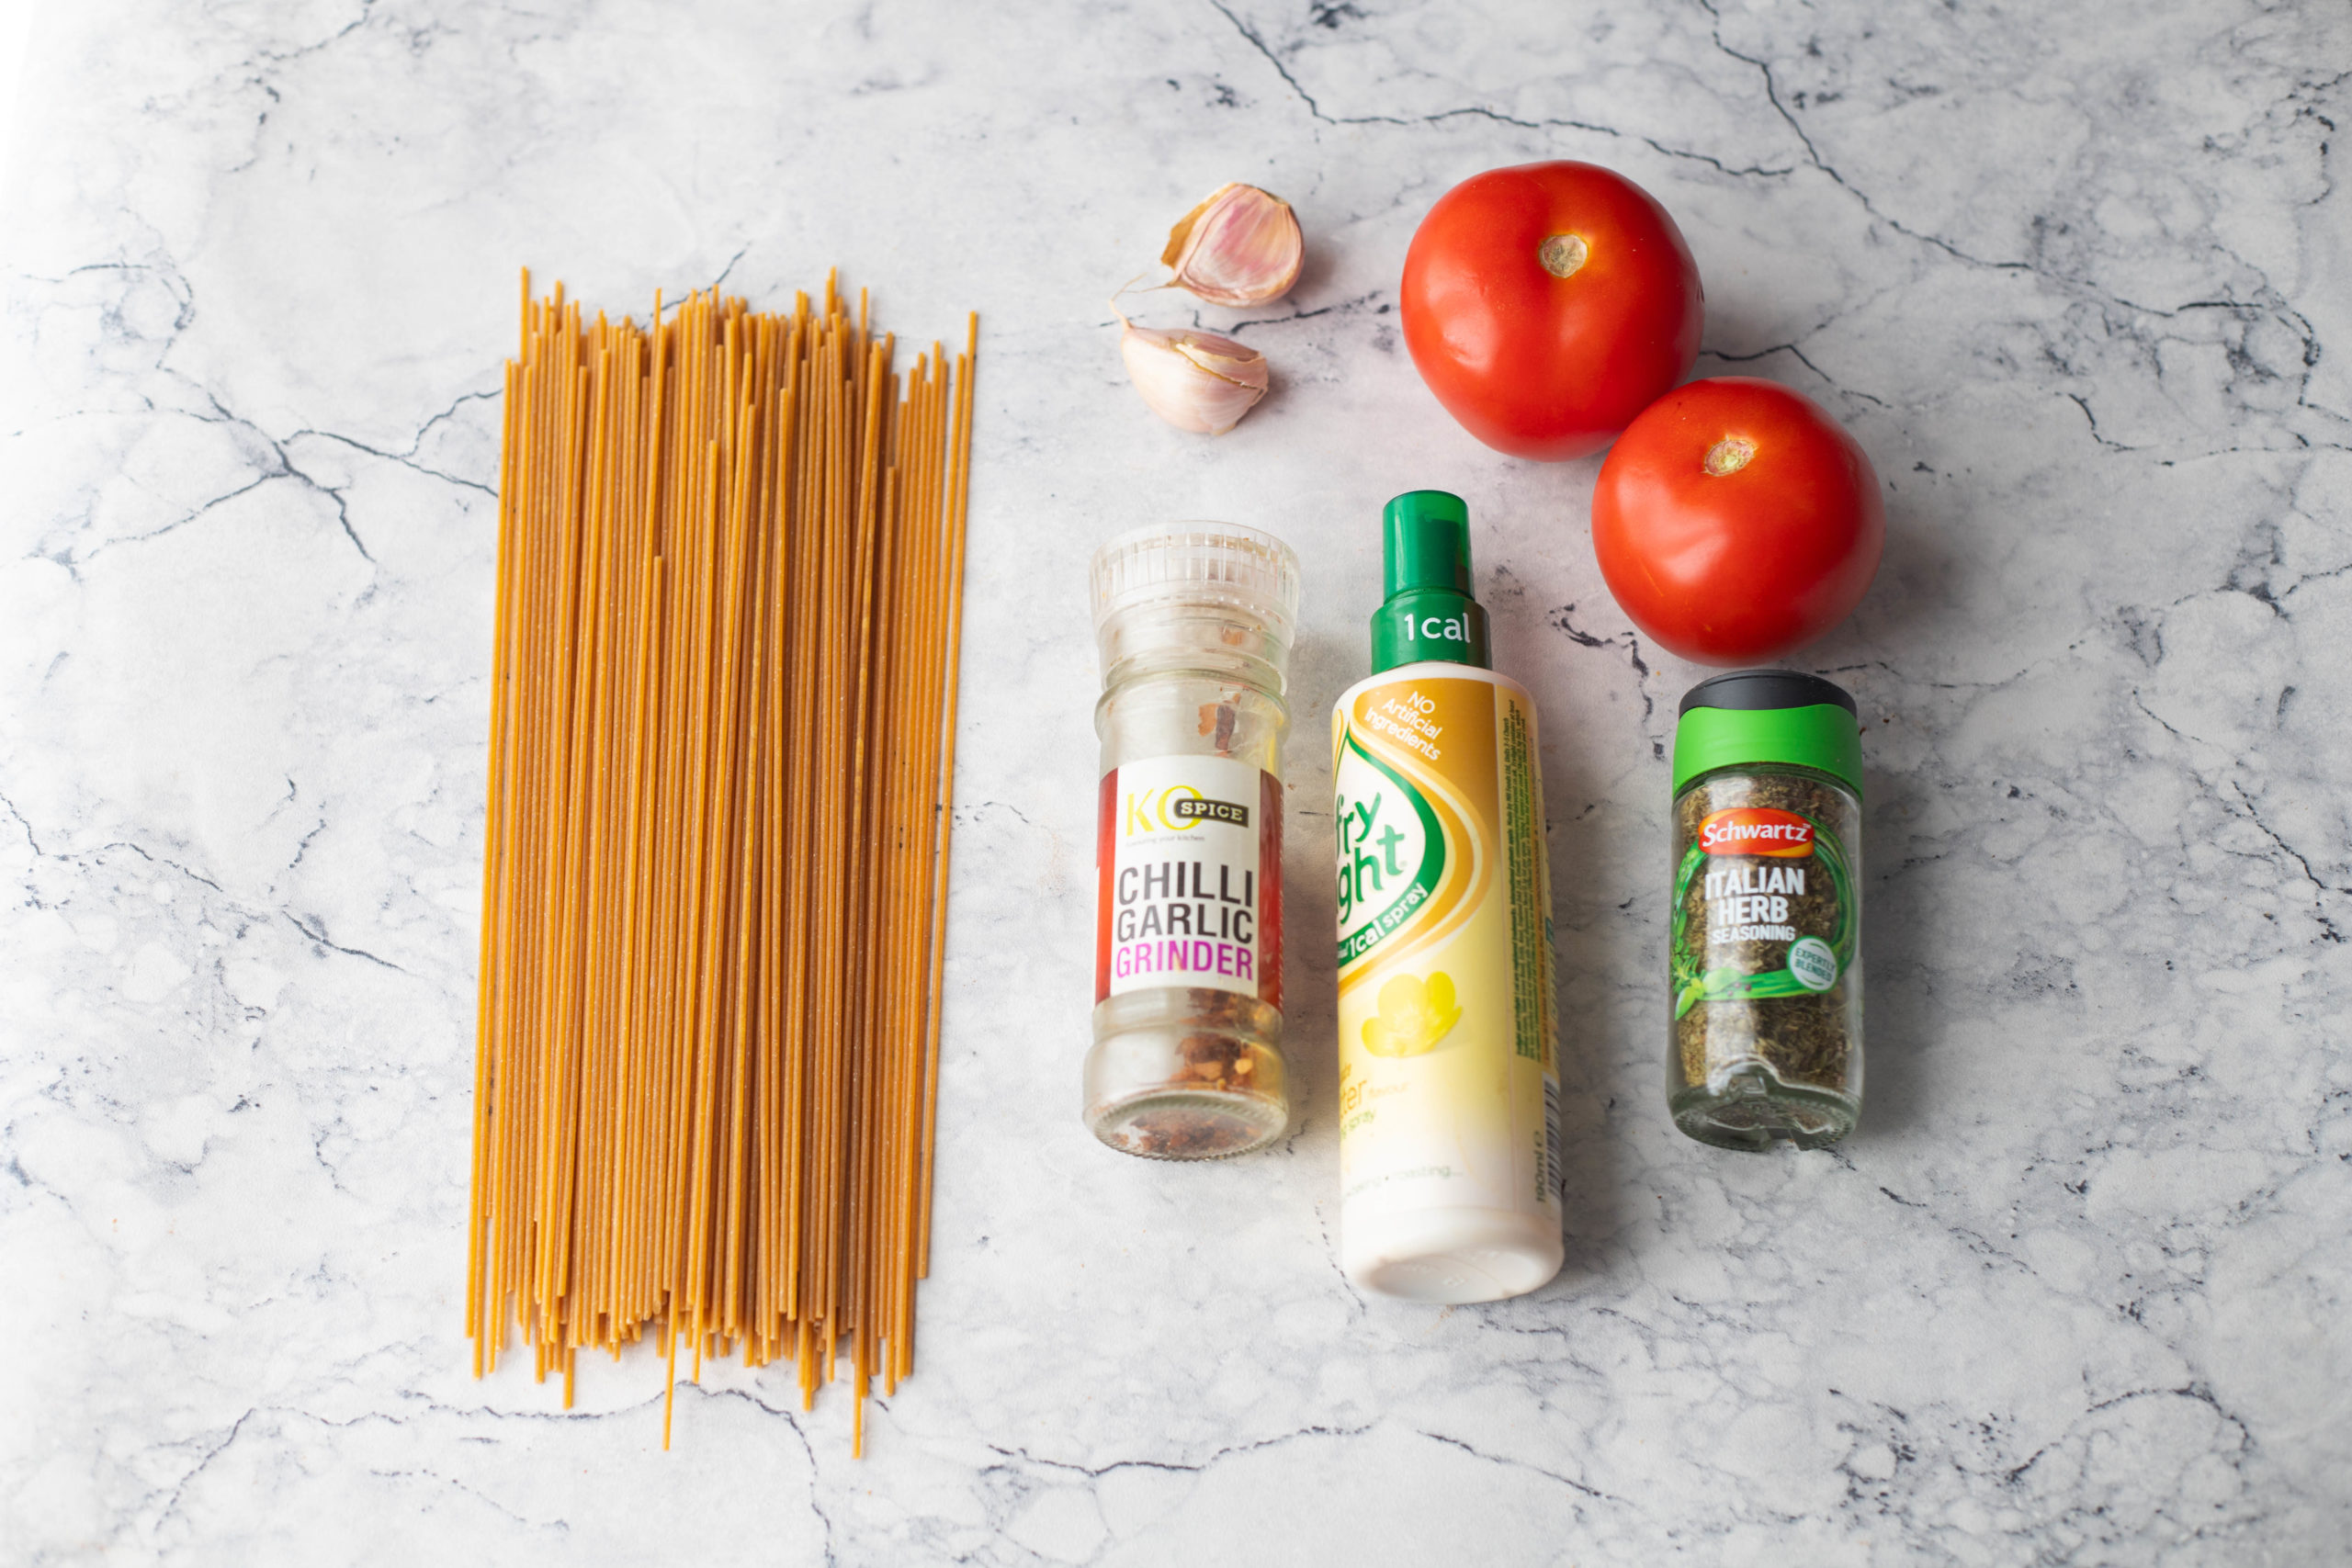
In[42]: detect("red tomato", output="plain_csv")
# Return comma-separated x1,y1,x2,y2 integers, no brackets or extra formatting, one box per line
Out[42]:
1590,378,1883,666
1401,161,1703,461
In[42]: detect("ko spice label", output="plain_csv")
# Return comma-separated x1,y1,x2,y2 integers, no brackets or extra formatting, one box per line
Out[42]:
1095,755,1283,1007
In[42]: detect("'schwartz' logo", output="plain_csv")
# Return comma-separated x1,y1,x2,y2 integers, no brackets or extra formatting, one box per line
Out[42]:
1698,807,1814,857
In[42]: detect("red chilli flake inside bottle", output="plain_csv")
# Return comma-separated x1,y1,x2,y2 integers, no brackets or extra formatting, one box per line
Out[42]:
1086,523,1300,1159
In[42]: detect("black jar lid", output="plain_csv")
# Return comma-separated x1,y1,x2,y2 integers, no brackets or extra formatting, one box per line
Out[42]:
1677,669,1858,718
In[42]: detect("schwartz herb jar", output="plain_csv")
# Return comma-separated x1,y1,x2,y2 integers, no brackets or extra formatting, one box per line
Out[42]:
1668,671,1863,1149
1086,523,1300,1159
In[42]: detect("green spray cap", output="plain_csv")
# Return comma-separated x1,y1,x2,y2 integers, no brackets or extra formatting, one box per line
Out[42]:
1671,671,1863,797
1371,490,1490,674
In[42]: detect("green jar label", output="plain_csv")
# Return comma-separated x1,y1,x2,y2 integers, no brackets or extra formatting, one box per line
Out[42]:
1670,804,1855,1018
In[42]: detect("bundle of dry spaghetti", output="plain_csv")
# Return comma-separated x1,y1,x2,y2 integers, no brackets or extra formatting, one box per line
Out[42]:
466,271,975,1455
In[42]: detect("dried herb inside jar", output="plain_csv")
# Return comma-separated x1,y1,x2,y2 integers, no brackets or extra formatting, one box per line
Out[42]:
1670,769,1858,1089
1667,671,1865,1150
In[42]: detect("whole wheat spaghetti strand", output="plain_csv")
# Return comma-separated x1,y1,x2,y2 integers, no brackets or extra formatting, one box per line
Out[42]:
841,339,893,1429
879,446,925,1394
571,337,626,1346
914,316,978,1278
534,349,594,1361
891,354,949,1382
468,353,525,1370
716,372,763,1343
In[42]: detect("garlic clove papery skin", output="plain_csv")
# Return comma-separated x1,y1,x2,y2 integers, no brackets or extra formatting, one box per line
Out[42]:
1161,183,1305,308
1120,322,1270,435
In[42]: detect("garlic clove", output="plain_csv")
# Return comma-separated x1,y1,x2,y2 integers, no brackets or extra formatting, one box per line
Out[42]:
1161,183,1305,308
1119,320,1270,435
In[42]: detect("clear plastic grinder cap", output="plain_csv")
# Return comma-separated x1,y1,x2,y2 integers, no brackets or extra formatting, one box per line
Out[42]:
1089,521,1303,667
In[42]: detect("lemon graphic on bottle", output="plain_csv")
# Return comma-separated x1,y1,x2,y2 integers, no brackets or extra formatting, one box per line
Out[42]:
1361,970,1462,1057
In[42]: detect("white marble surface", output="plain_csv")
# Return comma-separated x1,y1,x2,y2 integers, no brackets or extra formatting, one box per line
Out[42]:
5,0,2349,1562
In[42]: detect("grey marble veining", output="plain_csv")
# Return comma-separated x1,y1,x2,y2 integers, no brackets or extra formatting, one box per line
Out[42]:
3,1,2347,1562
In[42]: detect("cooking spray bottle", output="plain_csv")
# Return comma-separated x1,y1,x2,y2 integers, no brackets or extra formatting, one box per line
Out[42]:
1332,491,1564,1302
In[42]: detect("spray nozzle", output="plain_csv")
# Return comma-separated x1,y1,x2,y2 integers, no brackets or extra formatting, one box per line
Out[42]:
1371,490,1490,674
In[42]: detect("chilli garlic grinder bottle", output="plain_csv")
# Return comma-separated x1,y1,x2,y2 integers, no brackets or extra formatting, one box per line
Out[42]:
1668,671,1864,1149
1086,523,1300,1159
1333,491,1563,1302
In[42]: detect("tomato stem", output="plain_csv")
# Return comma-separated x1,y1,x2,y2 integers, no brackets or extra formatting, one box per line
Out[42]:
1537,233,1588,279
1702,437,1756,476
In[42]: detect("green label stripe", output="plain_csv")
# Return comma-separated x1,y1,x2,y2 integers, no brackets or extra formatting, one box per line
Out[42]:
1670,811,1854,1019
1501,704,1543,1062
1814,819,1856,966
1335,727,1445,967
